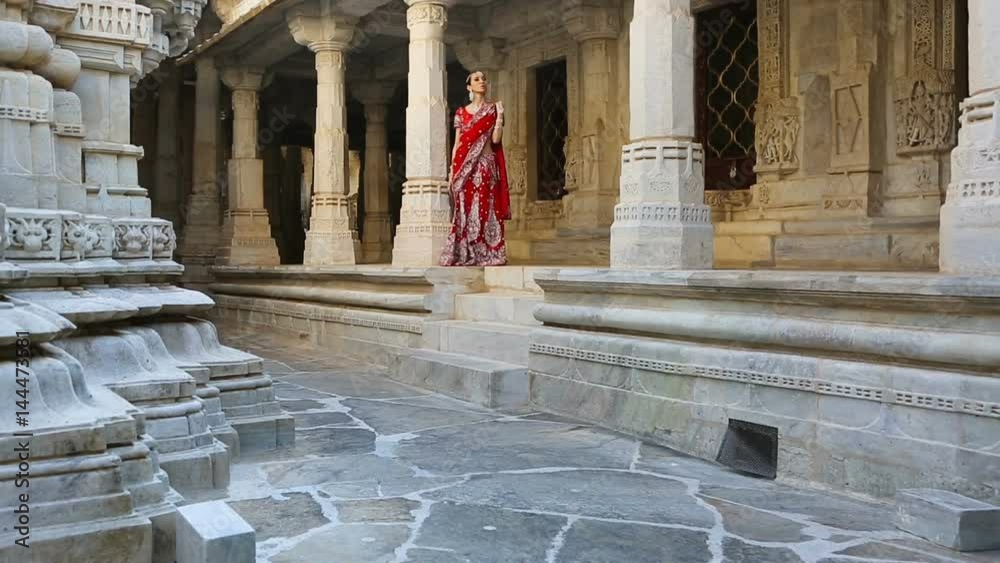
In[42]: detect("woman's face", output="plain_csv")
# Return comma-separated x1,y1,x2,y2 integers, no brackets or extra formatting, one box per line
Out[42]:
468,72,488,96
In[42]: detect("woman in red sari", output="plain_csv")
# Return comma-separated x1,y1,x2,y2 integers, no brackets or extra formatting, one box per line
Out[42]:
439,70,510,266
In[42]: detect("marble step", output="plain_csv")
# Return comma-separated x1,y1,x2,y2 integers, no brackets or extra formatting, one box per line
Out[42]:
454,292,543,326
426,320,532,365
390,349,529,408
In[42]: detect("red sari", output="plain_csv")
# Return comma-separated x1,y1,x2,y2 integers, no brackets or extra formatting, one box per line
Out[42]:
439,102,510,266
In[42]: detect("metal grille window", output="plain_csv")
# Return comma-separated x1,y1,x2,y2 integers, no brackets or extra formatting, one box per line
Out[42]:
696,2,759,190
535,60,568,201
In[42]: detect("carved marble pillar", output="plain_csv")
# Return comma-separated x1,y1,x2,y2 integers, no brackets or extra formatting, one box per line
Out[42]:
178,57,222,281
216,66,280,265
940,0,1000,274
562,0,621,229
754,0,800,180
609,0,711,269
355,81,398,263
154,63,180,224
392,0,453,267
287,6,360,265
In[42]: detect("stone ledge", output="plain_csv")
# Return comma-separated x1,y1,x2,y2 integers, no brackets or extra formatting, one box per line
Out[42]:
895,489,1000,552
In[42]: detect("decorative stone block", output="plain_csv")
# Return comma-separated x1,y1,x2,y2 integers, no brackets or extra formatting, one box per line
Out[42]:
176,501,256,563
895,489,1000,552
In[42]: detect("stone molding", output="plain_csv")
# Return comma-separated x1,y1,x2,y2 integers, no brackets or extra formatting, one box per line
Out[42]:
561,0,620,42
530,343,1000,420
214,294,425,334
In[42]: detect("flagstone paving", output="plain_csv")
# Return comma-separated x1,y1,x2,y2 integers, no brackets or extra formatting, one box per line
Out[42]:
210,325,1000,563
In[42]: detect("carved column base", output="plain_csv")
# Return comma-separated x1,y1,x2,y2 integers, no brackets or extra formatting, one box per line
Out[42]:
216,209,280,266
391,179,451,267
610,140,713,269
362,211,393,264
610,203,714,269
303,193,359,265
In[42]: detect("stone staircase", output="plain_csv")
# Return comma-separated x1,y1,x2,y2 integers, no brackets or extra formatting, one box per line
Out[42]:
386,267,556,408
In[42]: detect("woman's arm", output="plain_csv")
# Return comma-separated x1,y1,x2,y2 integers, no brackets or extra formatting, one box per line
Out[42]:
492,101,504,145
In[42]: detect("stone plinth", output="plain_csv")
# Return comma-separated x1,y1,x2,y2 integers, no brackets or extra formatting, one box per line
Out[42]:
528,269,1000,501
176,501,256,563
896,489,1000,552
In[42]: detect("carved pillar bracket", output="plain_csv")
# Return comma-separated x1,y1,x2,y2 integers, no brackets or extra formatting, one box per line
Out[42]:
940,0,1000,274
609,0,712,269
392,0,455,266
354,80,398,264
216,65,280,266
287,5,360,265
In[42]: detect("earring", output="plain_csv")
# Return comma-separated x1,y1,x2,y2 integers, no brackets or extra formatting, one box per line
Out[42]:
468,92,474,101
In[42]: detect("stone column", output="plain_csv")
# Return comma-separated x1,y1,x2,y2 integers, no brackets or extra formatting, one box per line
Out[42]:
178,57,223,281
354,81,397,263
216,66,280,266
154,63,180,224
940,0,1000,274
608,0,712,269
392,0,453,267
287,7,360,265
563,0,621,229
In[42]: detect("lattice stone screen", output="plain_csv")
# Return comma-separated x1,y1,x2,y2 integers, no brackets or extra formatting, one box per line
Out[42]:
536,60,569,201
697,2,759,190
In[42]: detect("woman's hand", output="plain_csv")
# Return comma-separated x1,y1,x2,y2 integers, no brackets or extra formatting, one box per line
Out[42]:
495,101,504,126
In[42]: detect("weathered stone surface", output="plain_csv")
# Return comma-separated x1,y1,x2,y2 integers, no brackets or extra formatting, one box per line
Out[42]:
176,501,256,563
246,428,374,463
895,489,1000,552
228,493,329,541
292,411,354,428
833,541,948,563
341,399,496,435
702,497,809,543
278,399,328,412
334,498,420,523
722,537,803,563
426,471,715,528
394,420,635,474
270,523,410,563
414,501,566,562
265,453,413,488
700,487,888,532
559,519,711,563
281,371,430,399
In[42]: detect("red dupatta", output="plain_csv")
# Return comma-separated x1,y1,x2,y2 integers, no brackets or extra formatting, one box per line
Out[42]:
451,103,511,220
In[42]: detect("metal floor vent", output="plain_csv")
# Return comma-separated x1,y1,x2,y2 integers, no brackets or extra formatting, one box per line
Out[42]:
716,419,778,479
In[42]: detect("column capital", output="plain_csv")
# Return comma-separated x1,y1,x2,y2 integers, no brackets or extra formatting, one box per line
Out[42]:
453,37,506,72
562,0,621,42
220,66,270,91
286,6,358,52
405,1,450,30
353,80,397,107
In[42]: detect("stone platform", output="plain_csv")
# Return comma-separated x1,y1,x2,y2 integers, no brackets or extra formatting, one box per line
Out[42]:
205,324,1000,563
205,265,1000,503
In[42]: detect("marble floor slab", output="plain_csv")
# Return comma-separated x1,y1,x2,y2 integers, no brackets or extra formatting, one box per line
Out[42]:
212,323,1000,563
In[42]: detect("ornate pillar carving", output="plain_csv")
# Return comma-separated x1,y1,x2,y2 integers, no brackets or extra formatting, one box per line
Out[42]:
754,0,800,179
940,0,1000,274
391,0,454,267
562,0,621,228
178,56,222,281
216,66,280,265
287,5,360,265
354,80,397,263
609,0,712,269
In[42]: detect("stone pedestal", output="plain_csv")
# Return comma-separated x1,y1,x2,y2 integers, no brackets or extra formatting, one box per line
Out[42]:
178,58,223,283
355,81,397,263
940,0,1000,275
217,67,280,266
287,7,360,265
392,0,454,267
609,0,711,269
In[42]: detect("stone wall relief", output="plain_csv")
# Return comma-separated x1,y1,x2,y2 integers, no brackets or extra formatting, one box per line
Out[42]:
893,0,959,158
754,0,800,179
